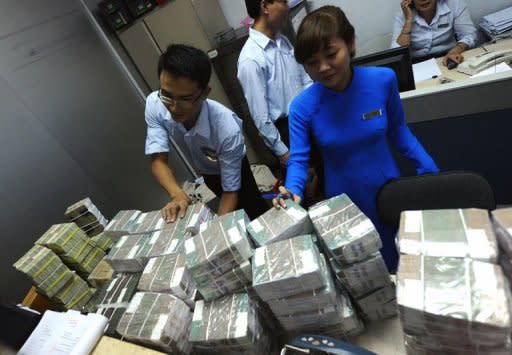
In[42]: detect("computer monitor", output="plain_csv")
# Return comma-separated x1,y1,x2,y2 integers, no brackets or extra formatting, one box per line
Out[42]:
352,46,415,92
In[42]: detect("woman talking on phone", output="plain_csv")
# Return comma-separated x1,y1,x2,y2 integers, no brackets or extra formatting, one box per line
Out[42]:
274,6,439,272
392,0,477,66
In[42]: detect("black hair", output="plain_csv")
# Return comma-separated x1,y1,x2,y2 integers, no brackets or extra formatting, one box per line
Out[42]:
295,6,355,64
245,0,277,20
157,44,211,89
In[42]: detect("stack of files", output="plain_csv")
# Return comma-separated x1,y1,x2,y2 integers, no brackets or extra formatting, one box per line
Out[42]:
90,233,114,252
185,210,254,300
480,6,512,35
308,194,382,265
491,208,512,287
13,245,74,299
103,210,142,239
247,200,313,246
94,273,141,336
138,252,197,308
397,254,512,354
117,292,192,354
52,273,96,311
65,197,109,237
87,259,114,289
105,234,151,272
36,223,105,276
398,209,498,263
189,292,273,354
19,310,108,355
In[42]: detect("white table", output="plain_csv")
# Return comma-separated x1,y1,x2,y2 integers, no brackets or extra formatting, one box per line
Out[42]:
351,317,406,355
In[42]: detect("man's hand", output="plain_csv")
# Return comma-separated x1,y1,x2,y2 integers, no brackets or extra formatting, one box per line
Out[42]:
401,0,414,21
443,52,464,66
272,186,302,209
279,151,290,168
161,191,191,223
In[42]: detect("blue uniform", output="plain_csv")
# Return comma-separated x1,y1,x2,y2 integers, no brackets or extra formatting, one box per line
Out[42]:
285,66,439,271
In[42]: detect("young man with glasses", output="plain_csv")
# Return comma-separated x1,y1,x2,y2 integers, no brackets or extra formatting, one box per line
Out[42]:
237,0,312,170
145,44,268,222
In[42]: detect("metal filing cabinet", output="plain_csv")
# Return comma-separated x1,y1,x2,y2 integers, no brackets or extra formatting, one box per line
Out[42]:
117,0,231,107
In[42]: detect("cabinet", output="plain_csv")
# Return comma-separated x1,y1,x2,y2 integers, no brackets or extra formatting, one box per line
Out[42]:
117,0,231,107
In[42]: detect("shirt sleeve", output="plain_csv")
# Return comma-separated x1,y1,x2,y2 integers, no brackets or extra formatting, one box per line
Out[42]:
391,12,406,48
145,99,170,155
385,71,440,175
237,59,289,157
217,130,245,192
451,0,477,48
301,65,313,88
284,97,311,200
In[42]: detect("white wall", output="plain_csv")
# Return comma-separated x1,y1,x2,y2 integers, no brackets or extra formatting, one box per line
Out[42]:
218,0,512,54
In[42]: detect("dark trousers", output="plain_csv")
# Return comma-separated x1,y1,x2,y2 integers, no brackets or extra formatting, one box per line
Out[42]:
275,116,290,148
202,157,269,220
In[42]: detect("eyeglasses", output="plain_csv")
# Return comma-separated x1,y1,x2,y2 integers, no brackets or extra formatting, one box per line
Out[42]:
158,88,204,107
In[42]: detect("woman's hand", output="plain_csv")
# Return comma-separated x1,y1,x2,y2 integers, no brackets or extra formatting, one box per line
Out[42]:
401,0,414,21
272,186,302,209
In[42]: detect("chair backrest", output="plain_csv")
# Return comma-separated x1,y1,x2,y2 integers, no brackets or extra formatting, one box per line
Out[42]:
376,171,496,229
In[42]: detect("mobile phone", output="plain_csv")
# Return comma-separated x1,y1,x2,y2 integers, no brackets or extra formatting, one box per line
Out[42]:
408,1,415,9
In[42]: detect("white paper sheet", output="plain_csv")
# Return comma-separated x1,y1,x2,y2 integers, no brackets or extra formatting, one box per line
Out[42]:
19,310,108,355
412,58,442,83
470,62,512,78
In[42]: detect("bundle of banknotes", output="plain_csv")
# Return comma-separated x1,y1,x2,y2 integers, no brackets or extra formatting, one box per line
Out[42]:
117,292,192,354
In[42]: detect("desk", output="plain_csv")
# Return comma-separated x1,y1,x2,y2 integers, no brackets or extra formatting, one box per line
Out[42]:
351,317,406,355
92,336,165,355
400,38,512,124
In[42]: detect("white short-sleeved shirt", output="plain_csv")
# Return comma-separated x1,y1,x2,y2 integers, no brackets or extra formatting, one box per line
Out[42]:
145,92,246,192
237,28,312,157
391,0,477,59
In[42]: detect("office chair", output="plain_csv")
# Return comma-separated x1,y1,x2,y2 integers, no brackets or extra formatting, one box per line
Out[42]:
376,171,496,229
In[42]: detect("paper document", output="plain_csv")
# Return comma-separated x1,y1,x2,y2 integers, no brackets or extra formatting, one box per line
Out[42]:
412,58,442,83
19,310,108,355
470,62,512,78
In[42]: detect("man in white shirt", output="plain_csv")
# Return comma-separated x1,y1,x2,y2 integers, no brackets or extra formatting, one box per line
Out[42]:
237,0,312,168
146,44,268,222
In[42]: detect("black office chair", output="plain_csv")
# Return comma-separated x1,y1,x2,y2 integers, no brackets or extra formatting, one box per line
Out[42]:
376,171,496,230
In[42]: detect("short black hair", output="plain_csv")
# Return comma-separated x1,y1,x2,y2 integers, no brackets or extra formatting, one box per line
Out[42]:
295,6,355,64
245,0,277,20
157,44,211,89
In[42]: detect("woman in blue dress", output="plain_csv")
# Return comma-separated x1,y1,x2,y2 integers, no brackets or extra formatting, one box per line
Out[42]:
275,6,439,271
